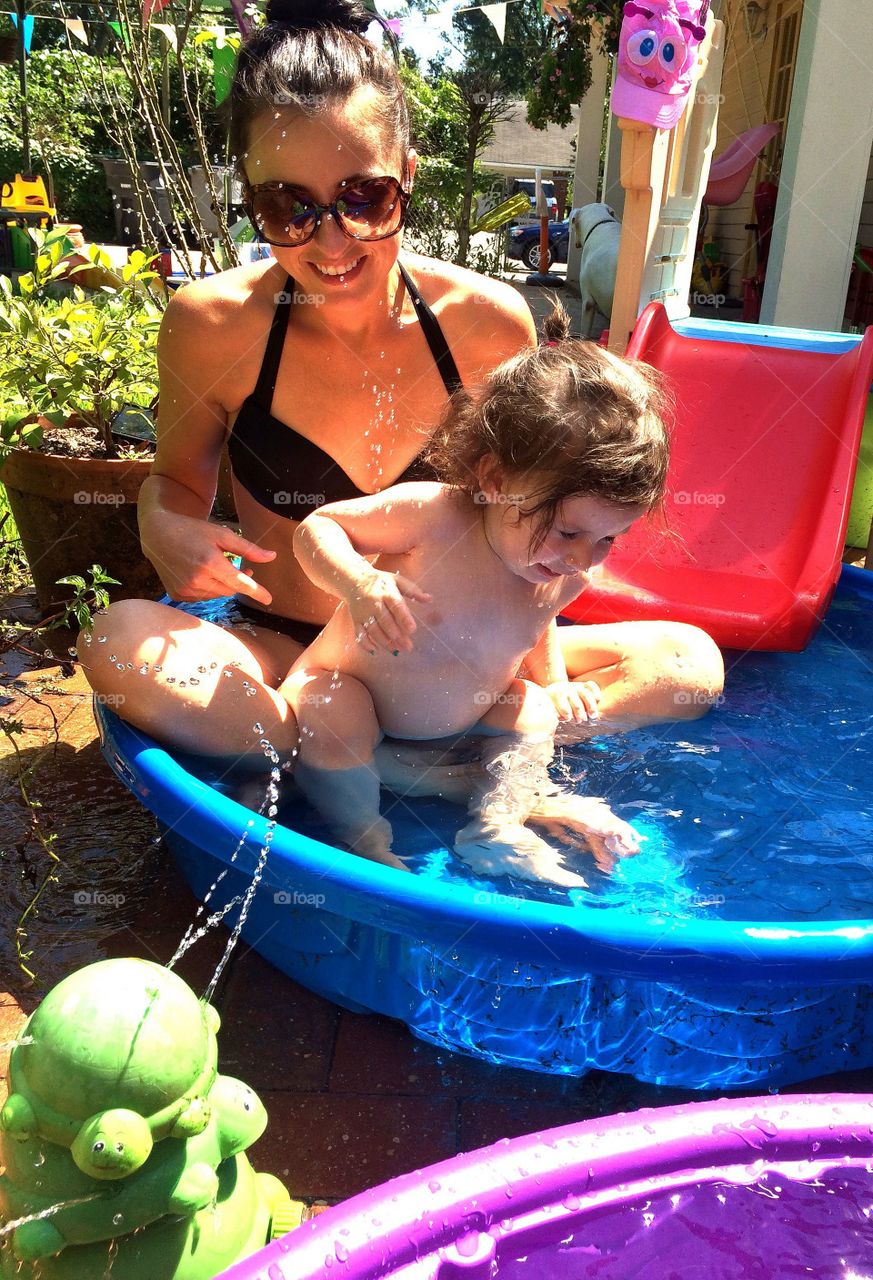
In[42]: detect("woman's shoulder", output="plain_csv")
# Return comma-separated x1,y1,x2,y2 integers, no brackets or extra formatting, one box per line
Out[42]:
162,259,284,329
402,252,537,378
157,261,289,389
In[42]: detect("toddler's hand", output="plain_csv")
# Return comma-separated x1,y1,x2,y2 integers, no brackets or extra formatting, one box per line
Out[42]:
351,570,432,654
547,680,601,724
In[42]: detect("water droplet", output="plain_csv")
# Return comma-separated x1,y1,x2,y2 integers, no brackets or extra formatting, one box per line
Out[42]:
154,664,162,672
139,665,149,675
67,646,78,658
108,653,117,662
224,669,234,678
254,722,264,733
246,687,257,697
190,678,200,686
167,676,176,684
32,1152,45,1168
115,663,125,670
179,680,187,688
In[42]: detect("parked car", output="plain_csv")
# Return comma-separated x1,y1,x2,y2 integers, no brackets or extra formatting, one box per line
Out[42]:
505,219,570,271
509,178,558,222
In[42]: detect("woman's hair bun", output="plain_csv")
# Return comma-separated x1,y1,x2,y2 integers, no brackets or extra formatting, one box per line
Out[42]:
264,0,373,36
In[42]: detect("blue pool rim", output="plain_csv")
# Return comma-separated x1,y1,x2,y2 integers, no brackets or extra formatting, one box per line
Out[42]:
96,565,873,987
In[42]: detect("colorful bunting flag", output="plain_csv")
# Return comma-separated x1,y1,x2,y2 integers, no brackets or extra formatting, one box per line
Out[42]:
152,21,178,51
142,0,172,23
10,13,34,54
213,42,236,105
64,18,88,43
108,19,131,47
480,1,506,40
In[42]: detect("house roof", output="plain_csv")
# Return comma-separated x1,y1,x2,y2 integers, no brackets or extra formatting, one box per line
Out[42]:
479,99,579,174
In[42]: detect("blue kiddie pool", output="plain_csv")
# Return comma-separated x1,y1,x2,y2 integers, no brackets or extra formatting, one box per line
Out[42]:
96,565,873,1090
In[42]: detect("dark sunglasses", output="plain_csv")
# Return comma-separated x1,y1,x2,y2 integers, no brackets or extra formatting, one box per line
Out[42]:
243,175,410,248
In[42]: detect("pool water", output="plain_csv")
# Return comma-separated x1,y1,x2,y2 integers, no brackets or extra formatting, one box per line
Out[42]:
230,582,873,925
495,1165,873,1278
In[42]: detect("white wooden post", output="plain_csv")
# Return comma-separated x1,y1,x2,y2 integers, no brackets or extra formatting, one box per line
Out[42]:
566,45,611,289
760,0,873,329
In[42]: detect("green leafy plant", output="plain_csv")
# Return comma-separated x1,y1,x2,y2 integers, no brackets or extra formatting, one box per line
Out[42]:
0,229,163,460
527,1,624,130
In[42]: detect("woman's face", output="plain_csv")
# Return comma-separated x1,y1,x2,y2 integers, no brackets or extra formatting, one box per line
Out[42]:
243,83,415,307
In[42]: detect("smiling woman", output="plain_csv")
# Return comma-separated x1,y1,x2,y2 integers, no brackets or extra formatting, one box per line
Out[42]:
78,0,722,779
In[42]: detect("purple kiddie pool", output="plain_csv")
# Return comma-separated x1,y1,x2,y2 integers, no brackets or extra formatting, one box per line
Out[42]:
218,1095,873,1279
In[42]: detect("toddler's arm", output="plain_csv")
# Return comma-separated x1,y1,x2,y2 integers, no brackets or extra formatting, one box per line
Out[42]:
519,621,601,725
293,483,441,652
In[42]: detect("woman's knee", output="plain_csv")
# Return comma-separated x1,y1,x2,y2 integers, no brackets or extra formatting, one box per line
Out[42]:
77,599,162,693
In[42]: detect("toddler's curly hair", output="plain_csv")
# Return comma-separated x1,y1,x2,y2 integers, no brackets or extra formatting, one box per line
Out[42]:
426,300,671,547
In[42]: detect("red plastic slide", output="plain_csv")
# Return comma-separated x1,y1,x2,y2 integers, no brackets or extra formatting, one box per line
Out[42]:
562,304,873,650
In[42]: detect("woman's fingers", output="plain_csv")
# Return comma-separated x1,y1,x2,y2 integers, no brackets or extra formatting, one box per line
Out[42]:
215,525,278,563
232,569,273,606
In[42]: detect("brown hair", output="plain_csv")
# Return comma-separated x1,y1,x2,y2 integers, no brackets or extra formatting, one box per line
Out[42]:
228,0,410,177
427,301,671,547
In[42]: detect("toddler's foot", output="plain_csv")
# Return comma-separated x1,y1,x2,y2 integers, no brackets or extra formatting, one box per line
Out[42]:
528,793,640,874
345,816,410,873
454,819,587,889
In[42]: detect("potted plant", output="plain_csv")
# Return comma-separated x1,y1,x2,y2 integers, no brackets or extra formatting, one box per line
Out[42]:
0,229,164,609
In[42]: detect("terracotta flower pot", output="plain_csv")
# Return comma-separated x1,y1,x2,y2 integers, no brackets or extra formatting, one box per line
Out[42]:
0,446,162,611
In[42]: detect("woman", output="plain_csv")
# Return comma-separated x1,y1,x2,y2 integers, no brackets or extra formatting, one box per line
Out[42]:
80,0,723,773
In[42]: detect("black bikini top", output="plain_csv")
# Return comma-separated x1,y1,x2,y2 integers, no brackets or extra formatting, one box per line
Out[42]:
227,261,463,522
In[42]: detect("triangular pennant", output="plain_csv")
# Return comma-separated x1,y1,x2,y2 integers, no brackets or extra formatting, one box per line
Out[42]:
152,21,178,50
142,0,171,24
10,13,34,55
108,19,131,47
213,42,236,105
480,2,506,41
64,17,89,44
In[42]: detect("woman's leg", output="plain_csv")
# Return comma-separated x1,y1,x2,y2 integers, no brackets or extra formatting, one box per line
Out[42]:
557,620,724,733
78,598,303,770
280,668,404,869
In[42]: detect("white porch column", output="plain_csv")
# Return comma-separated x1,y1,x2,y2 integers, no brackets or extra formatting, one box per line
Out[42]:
566,46,610,288
760,0,873,329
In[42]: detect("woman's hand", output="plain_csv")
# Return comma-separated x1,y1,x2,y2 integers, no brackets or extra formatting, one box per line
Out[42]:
547,679,602,724
350,569,432,654
141,510,277,604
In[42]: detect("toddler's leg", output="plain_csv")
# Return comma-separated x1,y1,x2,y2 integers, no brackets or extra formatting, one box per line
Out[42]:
281,669,405,870
452,681,588,888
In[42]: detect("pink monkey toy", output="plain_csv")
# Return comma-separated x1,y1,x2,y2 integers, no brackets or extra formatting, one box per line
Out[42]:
610,0,710,130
